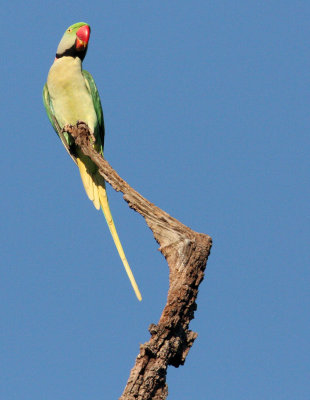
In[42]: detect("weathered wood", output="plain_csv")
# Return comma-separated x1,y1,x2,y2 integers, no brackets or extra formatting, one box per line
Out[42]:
65,122,212,400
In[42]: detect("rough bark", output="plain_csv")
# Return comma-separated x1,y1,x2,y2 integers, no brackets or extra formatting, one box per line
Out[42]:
65,122,212,400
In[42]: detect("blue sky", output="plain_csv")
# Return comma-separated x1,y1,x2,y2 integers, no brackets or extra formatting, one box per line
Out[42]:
1,1,309,399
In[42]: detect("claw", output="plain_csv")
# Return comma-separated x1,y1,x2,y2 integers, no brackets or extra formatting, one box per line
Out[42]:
62,124,73,133
76,121,96,143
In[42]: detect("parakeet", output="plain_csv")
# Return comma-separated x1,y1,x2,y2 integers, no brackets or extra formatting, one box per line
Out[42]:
43,22,142,301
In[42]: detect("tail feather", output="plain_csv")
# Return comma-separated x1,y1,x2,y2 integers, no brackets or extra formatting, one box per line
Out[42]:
98,184,142,301
77,158,100,209
77,158,142,301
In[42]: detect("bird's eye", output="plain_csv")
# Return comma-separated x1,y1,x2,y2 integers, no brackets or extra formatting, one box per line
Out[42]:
67,29,72,33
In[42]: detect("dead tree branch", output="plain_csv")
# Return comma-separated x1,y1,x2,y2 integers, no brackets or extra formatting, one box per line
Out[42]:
65,122,212,400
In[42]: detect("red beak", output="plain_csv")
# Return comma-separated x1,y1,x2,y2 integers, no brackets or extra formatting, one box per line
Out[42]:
76,25,90,49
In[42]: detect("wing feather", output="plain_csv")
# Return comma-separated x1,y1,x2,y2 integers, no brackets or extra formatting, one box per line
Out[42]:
43,84,77,164
82,70,105,153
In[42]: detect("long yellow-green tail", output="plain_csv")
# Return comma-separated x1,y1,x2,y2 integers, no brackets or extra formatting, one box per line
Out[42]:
77,158,142,301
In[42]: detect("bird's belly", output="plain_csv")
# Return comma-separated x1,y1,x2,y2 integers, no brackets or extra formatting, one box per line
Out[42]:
54,91,96,130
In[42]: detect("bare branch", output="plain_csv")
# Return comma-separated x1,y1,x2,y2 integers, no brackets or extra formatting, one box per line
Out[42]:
65,122,212,400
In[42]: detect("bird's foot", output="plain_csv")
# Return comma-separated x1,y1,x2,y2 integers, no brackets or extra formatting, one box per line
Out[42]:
76,121,96,143
62,124,73,134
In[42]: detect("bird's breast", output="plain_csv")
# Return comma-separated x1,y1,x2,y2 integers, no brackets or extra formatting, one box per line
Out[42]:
47,57,97,132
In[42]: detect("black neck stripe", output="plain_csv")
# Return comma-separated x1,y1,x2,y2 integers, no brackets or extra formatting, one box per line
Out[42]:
56,42,87,61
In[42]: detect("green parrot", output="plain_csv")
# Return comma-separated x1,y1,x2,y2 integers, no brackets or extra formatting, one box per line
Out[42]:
43,22,142,301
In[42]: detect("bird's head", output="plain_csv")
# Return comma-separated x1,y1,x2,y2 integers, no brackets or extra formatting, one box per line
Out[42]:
55,22,91,61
